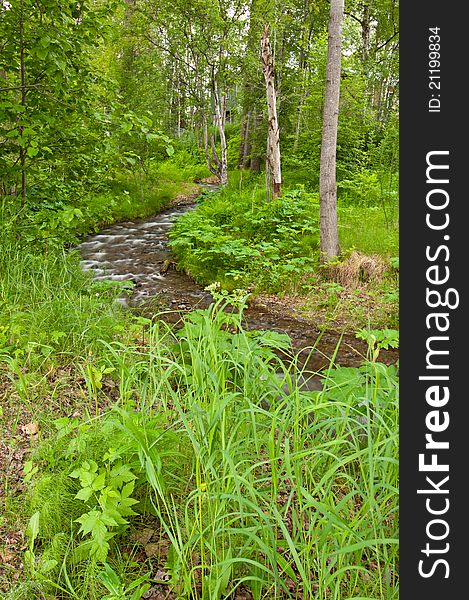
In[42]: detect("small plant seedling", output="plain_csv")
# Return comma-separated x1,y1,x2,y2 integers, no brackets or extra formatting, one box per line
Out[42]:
98,563,151,600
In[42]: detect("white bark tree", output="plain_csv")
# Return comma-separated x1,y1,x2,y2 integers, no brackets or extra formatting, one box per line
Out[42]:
319,0,344,262
261,24,282,199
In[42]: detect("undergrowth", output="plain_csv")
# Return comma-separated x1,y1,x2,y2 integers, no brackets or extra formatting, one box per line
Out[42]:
0,159,398,599
169,184,321,293
168,176,399,306
3,291,399,600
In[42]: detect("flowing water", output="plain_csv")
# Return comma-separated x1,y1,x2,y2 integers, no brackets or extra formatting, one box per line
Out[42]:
77,187,398,378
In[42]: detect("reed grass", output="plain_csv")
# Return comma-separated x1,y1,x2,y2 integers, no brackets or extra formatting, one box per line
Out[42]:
11,293,398,600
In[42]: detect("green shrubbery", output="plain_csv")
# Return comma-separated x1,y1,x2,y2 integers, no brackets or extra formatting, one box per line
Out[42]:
11,293,398,600
169,184,321,293
169,176,398,295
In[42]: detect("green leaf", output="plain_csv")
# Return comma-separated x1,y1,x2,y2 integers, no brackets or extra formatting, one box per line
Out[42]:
92,470,106,491
76,509,101,535
35,46,49,60
26,512,40,548
219,548,233,593
75,487,93,502
98,562,121,589
109,463,135,488
99,510,120,528
40,558,58,574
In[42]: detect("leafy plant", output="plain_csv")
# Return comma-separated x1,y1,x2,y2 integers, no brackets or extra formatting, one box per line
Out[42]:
169,183,320,292
356,328,400,361
24,511,58,577
69,451,139,563
98,563,151,600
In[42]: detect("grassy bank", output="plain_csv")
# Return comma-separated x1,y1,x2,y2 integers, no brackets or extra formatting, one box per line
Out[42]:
1,291,398,599
168,174,399,330
0,163,202,362
10,175,201,255
1,164,398,599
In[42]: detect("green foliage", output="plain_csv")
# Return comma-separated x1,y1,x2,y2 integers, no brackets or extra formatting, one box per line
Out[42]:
356,328,400,361
24,511,59,578
70,454,139,563
0,230,130,362
0,0,115,202
338,169,381,206
15,295,398,599
389,256,400,270
169,182,320,293
98,563,150,600
338,205,399,256
1,1,399,598
170,178,398,295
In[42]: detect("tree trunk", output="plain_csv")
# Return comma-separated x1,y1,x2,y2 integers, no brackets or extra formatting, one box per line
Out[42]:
319,0,343,263
238,108,253,169
238,113,248,168
203,115,219,177
212,84,228,185
250,107,262,173
260,24,281,199
19,0,27,206
361,2,370,64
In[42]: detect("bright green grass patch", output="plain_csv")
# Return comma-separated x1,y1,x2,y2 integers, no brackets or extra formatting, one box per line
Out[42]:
12,294,399,600
0,236,133,363
338,205,399,256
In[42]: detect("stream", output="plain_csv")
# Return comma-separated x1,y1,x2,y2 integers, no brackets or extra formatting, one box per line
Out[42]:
77,186,398,375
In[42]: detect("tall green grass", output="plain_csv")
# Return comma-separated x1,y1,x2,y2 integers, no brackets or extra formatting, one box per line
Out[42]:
15,293,398,599
338,205,398,257
0,203,135,365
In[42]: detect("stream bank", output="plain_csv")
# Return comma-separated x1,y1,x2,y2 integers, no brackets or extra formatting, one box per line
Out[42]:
78,187,398,372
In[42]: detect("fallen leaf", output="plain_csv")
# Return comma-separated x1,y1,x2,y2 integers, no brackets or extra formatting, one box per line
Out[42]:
144,542,160,558
21,422,39,436
154,569,171,582
130,527,154,546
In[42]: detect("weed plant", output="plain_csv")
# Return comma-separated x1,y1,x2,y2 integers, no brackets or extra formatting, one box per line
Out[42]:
13,292,399,600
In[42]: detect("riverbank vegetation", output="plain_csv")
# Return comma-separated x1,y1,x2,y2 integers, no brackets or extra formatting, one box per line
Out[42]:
1,288,398,600
1,0,399,598
169,174,399,329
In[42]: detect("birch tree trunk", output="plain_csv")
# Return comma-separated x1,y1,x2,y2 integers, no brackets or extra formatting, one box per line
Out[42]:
212,82,228,185
319,0,343,263
261,24,281,199
19,0,27,205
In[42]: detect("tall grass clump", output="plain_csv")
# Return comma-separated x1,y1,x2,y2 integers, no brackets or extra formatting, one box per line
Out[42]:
0,203,132,365
17,289,399,599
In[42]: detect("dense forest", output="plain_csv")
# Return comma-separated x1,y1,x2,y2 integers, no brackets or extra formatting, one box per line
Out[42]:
0,1,399,599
